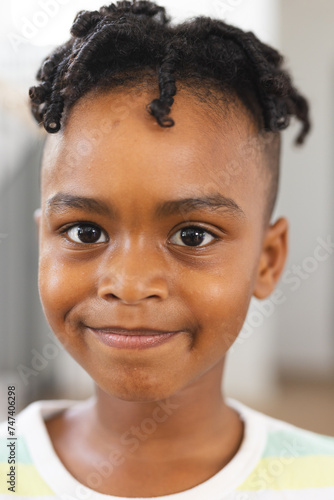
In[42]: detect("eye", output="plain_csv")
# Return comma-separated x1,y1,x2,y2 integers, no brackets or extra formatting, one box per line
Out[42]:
65,224,108,244
169,226,217,247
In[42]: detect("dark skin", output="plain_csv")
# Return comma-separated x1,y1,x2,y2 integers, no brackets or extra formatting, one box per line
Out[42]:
35,87,288,497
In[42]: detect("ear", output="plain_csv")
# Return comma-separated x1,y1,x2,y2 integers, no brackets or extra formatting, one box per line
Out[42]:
34,208,41,237
253,217,288,299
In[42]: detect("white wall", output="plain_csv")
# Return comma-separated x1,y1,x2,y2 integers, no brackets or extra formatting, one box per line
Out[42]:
274,0,334,378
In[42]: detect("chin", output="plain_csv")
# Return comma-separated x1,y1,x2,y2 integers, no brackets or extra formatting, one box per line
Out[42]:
96,374,180,403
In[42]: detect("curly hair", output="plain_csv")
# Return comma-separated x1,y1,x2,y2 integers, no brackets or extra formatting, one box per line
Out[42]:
29,1,311,218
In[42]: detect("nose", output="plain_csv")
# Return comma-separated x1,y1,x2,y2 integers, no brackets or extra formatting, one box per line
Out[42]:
97,244,169,304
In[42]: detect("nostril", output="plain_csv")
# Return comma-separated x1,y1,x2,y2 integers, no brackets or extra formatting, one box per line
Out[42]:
97,272,169,303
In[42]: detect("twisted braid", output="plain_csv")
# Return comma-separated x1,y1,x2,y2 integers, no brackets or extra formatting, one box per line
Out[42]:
29,0,310,148
174,18,310,144
147,41,178,127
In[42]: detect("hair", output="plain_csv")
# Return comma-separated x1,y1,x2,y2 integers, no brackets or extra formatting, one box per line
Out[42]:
29,0,311,220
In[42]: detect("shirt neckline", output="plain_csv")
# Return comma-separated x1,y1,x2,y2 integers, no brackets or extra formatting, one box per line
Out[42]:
20,397,266,500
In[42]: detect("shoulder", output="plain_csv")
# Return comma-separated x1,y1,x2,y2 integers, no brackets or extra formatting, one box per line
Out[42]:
230,397,334,455
0,399,81,497
229,399,334,494
0,398,78,438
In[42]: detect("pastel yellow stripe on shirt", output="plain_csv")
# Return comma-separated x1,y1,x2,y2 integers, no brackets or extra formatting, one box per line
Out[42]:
238,456,334,491
0,463,55,496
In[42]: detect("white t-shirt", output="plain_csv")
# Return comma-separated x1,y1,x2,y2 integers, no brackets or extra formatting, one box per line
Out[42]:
1,398,334,499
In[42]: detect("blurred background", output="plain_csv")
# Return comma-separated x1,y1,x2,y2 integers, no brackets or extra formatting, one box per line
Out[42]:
0,0,333,434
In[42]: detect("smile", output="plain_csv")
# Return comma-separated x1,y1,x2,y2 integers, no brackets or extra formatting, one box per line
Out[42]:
87,327,182,349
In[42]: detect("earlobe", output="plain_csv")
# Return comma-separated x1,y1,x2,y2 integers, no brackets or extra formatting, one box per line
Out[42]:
34,208,42,237
253,217,289,300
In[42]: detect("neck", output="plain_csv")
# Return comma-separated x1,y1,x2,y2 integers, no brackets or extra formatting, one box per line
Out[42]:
45,358,244,498
86,359,241,460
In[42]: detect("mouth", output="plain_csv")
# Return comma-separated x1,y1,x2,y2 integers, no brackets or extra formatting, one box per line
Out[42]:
87,326,183,350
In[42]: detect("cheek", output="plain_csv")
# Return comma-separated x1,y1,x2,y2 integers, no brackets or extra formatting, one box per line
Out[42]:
38,251,97,364
38,248,92,330
179,261,254,351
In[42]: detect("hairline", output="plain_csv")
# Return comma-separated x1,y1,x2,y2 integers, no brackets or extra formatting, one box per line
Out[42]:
57,72,281,225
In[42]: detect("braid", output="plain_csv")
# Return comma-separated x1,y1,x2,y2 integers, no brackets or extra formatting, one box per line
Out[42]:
29,42,71,128
148,42,178,127
43,54,71,133
109,1,169,22
29,0,310,146
70,10,104,38
175,18,310,144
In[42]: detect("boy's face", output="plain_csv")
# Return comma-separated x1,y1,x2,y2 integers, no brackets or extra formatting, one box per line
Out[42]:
37,88,287,402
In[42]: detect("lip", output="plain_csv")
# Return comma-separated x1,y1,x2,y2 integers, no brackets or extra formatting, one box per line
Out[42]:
87,326,182,350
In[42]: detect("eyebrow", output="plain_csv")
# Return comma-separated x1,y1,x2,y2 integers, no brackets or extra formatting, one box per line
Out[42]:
46,194,114,217
155,194,245,219
45,192,245,219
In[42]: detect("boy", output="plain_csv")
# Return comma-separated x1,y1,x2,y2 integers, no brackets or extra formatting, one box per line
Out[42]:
1,1,334,498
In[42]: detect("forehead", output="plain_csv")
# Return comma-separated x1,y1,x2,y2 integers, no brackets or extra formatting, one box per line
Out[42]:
41,88,266,213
